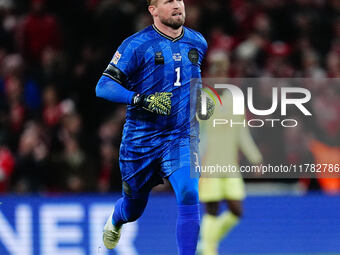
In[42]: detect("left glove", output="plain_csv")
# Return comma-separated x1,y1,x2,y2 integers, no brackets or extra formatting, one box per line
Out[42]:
132,92,173,115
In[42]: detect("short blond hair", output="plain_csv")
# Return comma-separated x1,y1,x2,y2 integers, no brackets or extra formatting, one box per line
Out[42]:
147,0,158,6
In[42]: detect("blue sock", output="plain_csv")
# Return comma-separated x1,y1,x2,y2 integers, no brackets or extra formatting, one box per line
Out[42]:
176,204,200,255
168,167,200,254
112,198,125,228
111,194,149,228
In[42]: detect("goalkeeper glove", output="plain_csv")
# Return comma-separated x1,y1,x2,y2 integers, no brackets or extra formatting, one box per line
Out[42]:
197,90,215,120
132,92,173,115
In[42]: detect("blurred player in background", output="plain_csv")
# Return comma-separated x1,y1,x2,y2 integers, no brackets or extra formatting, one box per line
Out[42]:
95,0,210,254
198,51,263,255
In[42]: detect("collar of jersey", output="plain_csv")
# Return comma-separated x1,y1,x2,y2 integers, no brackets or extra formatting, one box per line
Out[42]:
152,24,184,42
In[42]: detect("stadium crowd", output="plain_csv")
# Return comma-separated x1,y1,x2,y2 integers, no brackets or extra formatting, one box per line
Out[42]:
0,0,339,193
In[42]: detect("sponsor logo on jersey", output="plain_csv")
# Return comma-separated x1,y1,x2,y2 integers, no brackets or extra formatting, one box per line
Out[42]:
155,51,164,65
172,53,182,61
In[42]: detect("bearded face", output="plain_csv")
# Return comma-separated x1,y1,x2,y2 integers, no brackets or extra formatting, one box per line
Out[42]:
153,0,186,30
159,8,185,29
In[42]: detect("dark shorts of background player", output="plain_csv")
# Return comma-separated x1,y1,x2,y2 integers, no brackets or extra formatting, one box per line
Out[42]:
119,136,199,196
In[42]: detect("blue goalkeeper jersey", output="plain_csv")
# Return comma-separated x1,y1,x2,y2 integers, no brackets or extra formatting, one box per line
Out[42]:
110,25,207,146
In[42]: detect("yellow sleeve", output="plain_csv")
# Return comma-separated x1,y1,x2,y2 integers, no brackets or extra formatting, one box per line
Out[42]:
239,124,263,164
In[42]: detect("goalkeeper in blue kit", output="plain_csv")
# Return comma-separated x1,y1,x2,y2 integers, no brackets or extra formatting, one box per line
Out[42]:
95,0,212,254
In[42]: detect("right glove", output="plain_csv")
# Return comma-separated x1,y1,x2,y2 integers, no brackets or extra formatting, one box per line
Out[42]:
132,92,173,115
197,89,215,120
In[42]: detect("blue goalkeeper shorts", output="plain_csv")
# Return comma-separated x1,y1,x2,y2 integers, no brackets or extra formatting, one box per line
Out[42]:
119,136,199,195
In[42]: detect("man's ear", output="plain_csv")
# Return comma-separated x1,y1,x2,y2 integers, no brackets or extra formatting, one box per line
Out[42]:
148,5,157,17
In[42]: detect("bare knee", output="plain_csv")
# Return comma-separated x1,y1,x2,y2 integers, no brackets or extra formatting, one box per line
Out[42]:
205,202,219,216
227,200,243,218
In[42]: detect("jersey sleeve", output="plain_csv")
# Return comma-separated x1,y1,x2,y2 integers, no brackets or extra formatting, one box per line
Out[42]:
96,75,135,104
239,122,263,164
96,36,141,104
195,31,208,66
109,37,141,78
200,34,208,56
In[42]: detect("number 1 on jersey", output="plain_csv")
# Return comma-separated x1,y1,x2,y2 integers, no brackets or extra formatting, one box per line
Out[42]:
174,67,181,87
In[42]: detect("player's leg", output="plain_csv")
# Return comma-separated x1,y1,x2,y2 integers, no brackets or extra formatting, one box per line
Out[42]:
212,178,245,245
199,178,224,255
214,199,242,242
103,183,150,249
200,201,220,255
168,167,200,255
227,199,243,217
104,143,162,249
111,186,150,227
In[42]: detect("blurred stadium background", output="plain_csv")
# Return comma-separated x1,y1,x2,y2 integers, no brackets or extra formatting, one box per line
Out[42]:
0,0,339,254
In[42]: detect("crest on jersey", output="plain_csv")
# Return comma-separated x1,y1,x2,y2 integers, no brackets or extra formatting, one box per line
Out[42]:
172,53,182,62
112,51,121,65
188,49,199,64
